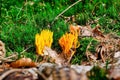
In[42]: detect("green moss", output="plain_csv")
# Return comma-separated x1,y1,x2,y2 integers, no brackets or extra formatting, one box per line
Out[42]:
1,0,120,64
88,66,108,80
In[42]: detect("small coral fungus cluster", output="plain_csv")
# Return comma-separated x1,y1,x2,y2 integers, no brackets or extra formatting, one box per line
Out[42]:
35,30,53,56
35,25,80,60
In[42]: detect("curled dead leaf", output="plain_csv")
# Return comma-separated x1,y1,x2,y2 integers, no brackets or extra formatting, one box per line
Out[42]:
96,42,106,63
10,58,37,68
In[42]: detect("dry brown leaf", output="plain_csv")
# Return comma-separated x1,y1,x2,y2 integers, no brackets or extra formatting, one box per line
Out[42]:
80,25,93,37
0,40,6,57
4,72,33,80
0,69,37,80
43,47,66,65
92,25,105,38
10,58,36,68
109,67,120,80
38,64,89,80
77,25,105,39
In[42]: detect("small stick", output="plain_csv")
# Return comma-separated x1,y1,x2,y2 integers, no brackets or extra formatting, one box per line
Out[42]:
51,0,82,25
0,53,18,62
6,53,18,59
0,69,27,80
20,46,32,54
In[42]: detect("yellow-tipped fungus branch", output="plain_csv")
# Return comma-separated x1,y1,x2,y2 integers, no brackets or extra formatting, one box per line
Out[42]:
35,29,53,56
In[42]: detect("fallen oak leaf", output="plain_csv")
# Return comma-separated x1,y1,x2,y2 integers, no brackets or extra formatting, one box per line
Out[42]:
10,58,37,68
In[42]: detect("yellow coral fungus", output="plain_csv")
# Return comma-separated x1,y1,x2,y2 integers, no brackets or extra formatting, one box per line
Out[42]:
35,29,53,56
59,33,80,58
69,25,80,49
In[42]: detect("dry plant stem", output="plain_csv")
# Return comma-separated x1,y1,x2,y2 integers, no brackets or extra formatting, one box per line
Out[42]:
0,46,31,62
67,49,75,64
6,53,18,59
85,39,94,61
51,0,82,25
100,47,105,63
20,46,32,54
92,2,103,15
100,52,105,63
0,69,27,80
0,53,18,62
0,56,15,62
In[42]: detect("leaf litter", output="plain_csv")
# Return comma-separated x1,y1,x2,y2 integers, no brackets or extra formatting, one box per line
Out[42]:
0,24,120,80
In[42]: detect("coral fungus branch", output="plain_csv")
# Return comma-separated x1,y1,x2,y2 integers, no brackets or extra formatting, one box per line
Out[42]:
59,32,80,58
35,29,53,56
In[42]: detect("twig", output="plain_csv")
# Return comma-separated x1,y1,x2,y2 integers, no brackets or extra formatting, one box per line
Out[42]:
0,69,27,80
0,53,17,63
0,46,32,62
6,53,18,59
51,0,82,25
20,46,32,54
